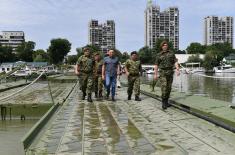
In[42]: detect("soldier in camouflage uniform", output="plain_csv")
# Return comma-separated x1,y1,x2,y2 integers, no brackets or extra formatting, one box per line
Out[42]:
154,41,180,110
75,48,94,102
93,52,103,98
125,51,142,101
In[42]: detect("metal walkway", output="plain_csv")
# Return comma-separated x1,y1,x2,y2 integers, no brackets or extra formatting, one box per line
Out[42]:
24,84,235,155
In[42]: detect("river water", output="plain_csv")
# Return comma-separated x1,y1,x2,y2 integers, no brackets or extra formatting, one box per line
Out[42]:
142,72,235,104
0,119,38,155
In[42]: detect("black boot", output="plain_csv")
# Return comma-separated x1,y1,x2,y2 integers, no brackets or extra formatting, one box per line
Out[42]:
87,93,93,102
95,92,98,98
106,91,110,99
135,95,141,101
166,98,171,107
82,92,86,100
99,90,103,98
162,99,167,110
128,94,132,100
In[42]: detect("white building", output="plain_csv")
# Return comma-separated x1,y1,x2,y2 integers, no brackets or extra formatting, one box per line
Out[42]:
145,0,179,50
0,31,25,51
89,20,115,53
204,16,233,47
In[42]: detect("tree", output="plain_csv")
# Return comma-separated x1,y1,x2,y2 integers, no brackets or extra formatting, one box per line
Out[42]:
0,46,16,63
67,55,78,65
187,54,203,64
47,38,71,64
121,52,129,63
33,49,48,62
138,46,154,64
16,41,35,62
203,51,219,70
206,42,233,57
175,50,186,54
186,42,206,54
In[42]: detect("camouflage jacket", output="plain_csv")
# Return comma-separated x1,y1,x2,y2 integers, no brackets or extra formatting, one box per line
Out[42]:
125,59,142,76
77,55,94,73
93,60,103,77
155,50,177,70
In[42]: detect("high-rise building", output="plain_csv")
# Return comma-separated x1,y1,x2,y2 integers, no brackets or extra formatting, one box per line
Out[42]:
88,20,115,53
145,0,179,50
204,16,233,47
0,31,25,51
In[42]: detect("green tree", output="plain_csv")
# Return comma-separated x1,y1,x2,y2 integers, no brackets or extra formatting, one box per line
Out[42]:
138,46,154,64
121,52,130,63
203,51,219,70
186,42,206,54
16,41,35,62
206,42,233,57
33,49,48,62
47,38,71,64
67,55,78,65
0,46,16,63
187,54,203,64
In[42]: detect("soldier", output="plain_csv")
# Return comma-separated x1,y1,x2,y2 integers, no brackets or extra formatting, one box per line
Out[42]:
93,52,103,98
154,41,180,110
75,48,94,102
125,51,142,101
102,49,120,101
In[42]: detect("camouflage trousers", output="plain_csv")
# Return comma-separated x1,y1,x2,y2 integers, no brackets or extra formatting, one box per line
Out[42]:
159,70,174,99
127,75,140,96
78,72,93,94
93,76,103,92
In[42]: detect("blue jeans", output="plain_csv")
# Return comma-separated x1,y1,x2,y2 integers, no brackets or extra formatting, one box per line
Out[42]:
105,74,117,97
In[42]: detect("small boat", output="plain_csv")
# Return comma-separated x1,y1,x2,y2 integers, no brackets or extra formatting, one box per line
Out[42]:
13,70,30,76
213,64,235,73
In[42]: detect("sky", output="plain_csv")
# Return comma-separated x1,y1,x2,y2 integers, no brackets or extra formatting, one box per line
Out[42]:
0,0,234,55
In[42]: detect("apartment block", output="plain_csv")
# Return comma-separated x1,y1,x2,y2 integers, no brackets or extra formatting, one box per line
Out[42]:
89,20,115,53
145,0,179,50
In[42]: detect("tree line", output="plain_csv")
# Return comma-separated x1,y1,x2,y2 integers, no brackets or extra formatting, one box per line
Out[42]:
0,38,71,65
1,37,234,71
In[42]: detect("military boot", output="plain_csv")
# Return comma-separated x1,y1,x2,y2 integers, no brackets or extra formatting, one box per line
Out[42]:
135,95,141,101
106,91,110,99
99,90,103,98
162,99,167,110
128,94,132,100
82,92,86,100
87,93,93,102
95,91,98,98
166,98,171,107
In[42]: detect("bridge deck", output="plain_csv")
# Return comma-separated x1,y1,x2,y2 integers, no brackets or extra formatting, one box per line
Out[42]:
24,82,235,154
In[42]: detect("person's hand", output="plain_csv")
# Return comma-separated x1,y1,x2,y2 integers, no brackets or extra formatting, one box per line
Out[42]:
76,72,80,76
176,70,180,76
102,75,105,80
126,72,129,76
154,74,158,81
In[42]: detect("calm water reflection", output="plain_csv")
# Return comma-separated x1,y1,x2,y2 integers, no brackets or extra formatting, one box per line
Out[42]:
142,72,235,103
0,119,38,155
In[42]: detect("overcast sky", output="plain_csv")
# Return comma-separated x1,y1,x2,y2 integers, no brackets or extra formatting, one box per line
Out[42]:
0,0,234,54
